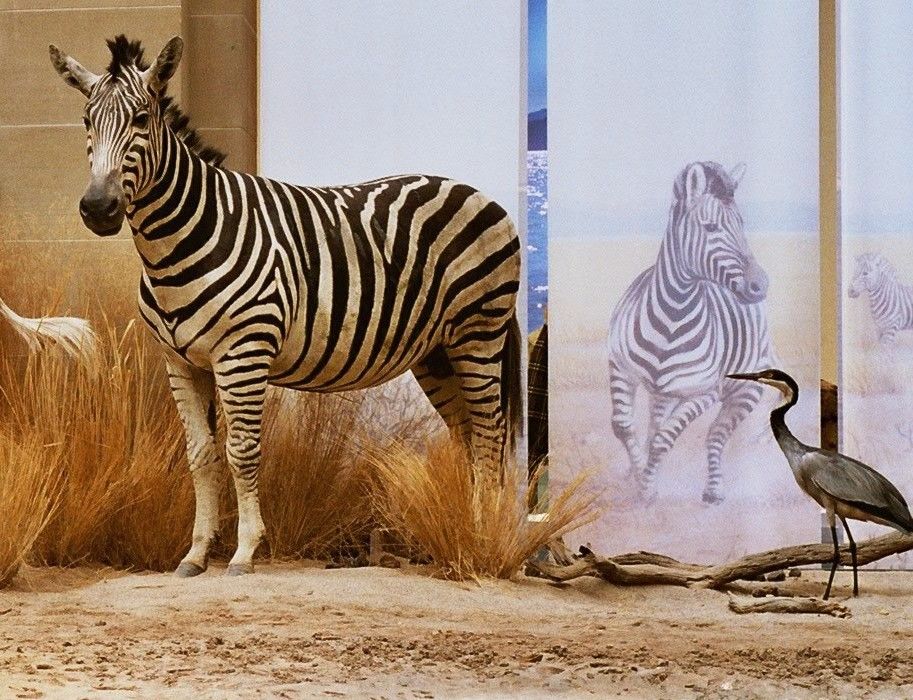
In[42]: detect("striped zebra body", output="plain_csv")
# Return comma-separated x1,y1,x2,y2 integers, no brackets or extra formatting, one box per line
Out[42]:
52,36,521,576
608,161,774,504
849,253,913,344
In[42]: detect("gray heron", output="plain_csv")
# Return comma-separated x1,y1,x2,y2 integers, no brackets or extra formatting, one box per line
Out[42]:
727,368,913,599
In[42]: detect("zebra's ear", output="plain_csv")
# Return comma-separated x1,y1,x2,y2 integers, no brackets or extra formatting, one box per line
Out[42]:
142,36,183,93
683,163,706,204
730,162,747,189
49,44,100,97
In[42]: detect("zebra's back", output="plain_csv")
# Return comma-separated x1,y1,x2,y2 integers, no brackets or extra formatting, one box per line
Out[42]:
138,173,521,391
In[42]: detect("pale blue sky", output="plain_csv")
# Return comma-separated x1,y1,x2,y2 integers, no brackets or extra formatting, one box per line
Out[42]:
259,0,524,225
549,1,819,238
841,1,913,234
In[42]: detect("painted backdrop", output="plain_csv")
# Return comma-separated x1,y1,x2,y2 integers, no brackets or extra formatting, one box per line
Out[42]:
840,1,913,569
549,1,821,562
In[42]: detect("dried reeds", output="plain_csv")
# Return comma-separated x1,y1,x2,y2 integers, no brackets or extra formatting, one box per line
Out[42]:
367,438,598,580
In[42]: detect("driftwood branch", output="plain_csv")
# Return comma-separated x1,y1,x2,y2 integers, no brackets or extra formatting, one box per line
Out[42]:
527,532,913,591
727,595,851,618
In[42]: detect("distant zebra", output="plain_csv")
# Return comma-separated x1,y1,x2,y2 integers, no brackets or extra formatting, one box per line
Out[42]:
848,253,913,344
51,36,521,577
608,162,774,504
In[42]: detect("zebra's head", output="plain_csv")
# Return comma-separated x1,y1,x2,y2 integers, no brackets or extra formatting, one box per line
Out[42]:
668,162,768,304
49,35,183,236
849,253,891,298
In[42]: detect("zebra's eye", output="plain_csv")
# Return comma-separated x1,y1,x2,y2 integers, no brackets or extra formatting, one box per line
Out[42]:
703,222,721,233
132,111,150,129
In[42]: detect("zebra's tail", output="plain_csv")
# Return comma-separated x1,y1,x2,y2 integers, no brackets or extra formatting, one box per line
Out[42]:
0,297,98,361
501,311,523,452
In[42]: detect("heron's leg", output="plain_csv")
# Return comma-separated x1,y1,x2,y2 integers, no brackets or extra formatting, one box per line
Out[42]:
609,362,646,481
840,516,859,597
643,392,717,502
703,379,763,505
824,521,840,600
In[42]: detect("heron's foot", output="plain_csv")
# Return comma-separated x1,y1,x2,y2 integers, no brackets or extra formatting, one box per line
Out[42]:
174,560,207,578
701,489,724,506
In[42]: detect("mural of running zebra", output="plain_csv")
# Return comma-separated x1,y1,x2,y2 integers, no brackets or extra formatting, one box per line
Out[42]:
608,161,774,504
51,36,521,577
848,253,913,344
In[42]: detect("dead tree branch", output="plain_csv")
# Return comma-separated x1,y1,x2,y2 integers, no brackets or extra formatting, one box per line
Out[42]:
527,532,913,591
727,595,851,618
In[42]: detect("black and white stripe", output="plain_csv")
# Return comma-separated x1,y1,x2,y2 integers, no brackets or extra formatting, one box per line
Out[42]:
608,161,774,504
848,252,913,344
53,36,521,576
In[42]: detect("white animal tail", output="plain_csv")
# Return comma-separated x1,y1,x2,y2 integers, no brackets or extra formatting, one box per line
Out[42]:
0,297,98,361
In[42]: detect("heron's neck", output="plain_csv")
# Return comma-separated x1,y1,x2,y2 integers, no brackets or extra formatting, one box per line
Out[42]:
770,388,803,458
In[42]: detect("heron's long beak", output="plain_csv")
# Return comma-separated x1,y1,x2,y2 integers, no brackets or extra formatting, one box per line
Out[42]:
727,372,761,381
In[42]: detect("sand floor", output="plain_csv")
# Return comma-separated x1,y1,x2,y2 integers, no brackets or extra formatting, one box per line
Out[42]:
2,562,913,698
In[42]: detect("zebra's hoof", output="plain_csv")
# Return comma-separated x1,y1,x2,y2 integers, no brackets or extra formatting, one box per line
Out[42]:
175,561,206,578
226,562,254,576
701,491,724,506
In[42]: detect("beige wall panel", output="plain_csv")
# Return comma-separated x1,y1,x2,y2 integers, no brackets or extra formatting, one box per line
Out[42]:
1,2,176,10
0,6,182,126
195,126,255,172
186,0,255,34
0,125,97,241
184,12,256,132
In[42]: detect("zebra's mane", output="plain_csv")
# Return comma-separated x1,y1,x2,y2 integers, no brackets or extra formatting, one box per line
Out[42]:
105,35,226,166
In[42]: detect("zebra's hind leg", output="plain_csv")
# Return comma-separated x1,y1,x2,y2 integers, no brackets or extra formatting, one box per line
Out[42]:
413,347,472,450
446,322,516,481
167,358,221,578
609,362,646,484
214,361,270,576
643,393,718,503
703,379,763,505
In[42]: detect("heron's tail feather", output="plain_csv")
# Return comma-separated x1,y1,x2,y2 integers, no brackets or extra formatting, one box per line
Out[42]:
0,298,98,361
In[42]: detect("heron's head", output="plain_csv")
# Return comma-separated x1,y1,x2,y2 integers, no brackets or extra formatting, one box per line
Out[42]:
727,368,798,402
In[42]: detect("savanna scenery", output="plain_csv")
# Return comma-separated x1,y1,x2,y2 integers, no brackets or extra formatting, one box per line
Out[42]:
4,1,913,699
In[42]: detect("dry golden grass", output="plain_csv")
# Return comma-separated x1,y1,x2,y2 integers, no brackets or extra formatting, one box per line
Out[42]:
0,432,61,587
367,439,598,580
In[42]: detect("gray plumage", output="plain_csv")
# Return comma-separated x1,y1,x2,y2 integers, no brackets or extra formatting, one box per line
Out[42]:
728,368,913,599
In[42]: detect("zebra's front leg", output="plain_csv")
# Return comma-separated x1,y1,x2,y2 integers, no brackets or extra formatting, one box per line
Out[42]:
167,358,221,578
703,380,764,505
609,362,646,482
215,364,270,576
641,393,718,503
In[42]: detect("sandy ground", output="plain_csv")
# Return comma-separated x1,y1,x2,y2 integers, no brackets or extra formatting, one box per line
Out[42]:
2,563,913,698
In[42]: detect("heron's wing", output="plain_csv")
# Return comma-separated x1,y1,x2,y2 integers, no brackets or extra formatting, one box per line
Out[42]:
808,450,913,531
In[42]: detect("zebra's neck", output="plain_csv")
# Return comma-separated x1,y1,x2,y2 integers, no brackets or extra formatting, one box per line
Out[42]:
651,236,701,310
126,126,222,268
869,273,913,321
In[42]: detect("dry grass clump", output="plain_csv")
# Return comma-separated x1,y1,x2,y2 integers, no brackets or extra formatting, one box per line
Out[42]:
0,320,192,570
367,439,597,580
0,433,61,587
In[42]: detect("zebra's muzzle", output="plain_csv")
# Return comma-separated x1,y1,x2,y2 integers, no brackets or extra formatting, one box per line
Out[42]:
79,177,125,236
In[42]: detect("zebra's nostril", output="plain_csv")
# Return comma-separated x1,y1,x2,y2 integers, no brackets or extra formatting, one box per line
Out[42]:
104,199,120,216
750,282,760,294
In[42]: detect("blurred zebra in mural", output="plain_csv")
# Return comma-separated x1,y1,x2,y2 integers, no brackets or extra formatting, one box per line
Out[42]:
608,161,774,504
51,36,521,577
0,297,96,359
848,253,913,344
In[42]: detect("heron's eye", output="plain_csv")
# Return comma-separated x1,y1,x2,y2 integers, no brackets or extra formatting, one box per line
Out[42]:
82,116,90,130
703,222,721,233
132,111,149,129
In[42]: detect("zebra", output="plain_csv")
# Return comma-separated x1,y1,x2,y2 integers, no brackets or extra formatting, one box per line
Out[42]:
608,161,774,505
50,35,522,577
848,252,913,344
